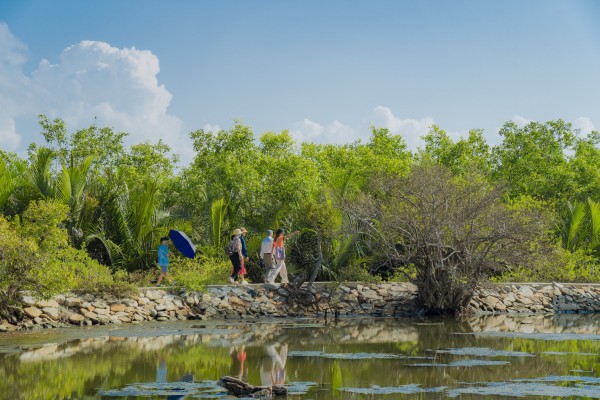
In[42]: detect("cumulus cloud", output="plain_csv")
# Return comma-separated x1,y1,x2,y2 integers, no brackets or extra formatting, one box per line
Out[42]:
370,106,434,148
0,118,21,151
573,117,596,135
290,119,356,144
0,23,187,159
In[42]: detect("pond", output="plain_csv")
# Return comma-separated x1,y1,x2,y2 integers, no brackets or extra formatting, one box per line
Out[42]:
1,314,600,399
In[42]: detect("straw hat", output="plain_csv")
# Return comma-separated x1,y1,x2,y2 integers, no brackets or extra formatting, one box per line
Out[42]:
233,229,242,235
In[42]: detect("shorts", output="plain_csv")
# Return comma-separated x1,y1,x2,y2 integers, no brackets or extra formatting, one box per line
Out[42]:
159,265,168,273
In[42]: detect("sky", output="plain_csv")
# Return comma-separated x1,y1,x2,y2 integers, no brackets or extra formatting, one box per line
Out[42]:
1,0,599,164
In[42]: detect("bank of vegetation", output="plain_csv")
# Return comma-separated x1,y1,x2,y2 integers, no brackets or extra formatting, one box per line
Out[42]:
1,115,600,315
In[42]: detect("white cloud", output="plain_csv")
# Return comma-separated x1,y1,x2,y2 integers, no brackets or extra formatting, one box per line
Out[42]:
0,118,21,151
511,115,532,128
290,118,355,144
202,123,221,134
0,23,189,160
370,106,434,148
573,117,596,135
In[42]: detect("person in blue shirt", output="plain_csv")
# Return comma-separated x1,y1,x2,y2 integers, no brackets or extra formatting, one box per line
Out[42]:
156,237,170,285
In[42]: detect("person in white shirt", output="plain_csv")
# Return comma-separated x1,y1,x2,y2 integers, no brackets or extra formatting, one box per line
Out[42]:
260,230,274,282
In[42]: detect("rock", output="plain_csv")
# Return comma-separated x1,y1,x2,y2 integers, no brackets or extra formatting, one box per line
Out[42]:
110,304,126,313
94,308,110,316
52,294,66,305
65,297,83,307
82,310,98,321
22,296,37,306
122,299,138,307
42,307,60,320
556,302,580,312
172,299,184,308
92,301,107,309
229,297,247,307
217,376,287,397
144,290,163,300
518,297,533,305
519,286,534,297
36,299,59,309
81,293,95,302
23,307,43,318
69,313,86,324
0,323,16,332
482,296,499,309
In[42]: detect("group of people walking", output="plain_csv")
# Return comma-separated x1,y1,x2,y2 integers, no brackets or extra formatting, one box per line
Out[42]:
227,228,299,284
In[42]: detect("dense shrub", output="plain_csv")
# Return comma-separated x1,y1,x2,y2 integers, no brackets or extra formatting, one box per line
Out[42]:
169,255,229,291
498,247,600,283
0,200,134,312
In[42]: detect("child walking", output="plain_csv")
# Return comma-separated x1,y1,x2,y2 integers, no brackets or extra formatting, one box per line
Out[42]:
156,236,170,285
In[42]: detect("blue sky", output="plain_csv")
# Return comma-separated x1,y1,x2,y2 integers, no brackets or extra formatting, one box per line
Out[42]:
1,0,599,162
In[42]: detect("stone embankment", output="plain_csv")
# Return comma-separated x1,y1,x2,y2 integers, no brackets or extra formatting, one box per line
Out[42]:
1,282,599,332
470,282,600,314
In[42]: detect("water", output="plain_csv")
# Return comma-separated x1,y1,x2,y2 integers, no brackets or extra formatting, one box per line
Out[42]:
1,314,600,399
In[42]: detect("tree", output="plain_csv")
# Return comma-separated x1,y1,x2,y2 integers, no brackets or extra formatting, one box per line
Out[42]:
491,120,576,202
36,114,127,171
419,126,492,176
345,165,553,314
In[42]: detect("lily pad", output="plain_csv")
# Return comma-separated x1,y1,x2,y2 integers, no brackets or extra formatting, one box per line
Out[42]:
409,359,510,367
434,347,534,357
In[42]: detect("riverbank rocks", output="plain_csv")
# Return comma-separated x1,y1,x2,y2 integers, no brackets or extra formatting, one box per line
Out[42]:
470,283,600,315
5,282,600,331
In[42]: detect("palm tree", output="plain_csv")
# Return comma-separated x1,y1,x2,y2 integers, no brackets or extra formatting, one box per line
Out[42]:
564,198,600,254
0,156,25,213
85,177,181,270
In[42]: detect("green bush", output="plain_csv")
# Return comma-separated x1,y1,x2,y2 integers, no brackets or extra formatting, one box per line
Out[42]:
0,200,136,309
496,245,600,283
169,255,229,291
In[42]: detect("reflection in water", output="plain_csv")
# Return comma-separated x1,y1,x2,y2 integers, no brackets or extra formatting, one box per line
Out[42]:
0,315,599,399
260,343,288,387
156,352,194,400
230,345,248,382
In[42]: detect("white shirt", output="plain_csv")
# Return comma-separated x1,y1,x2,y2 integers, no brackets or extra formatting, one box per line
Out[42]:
260,236,274,259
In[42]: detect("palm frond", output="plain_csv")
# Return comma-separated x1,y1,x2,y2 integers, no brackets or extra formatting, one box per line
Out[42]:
566,201,588,251
210,198,227,250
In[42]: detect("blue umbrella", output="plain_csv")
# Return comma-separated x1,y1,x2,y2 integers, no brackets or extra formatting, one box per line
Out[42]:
169,229,196,259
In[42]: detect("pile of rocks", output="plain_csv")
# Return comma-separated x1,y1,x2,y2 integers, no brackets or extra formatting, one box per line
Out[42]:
470,283,600,314
2,290,197,331
2,282,600,332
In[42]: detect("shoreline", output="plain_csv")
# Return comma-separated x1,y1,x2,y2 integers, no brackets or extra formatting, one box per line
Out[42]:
2,281,600,333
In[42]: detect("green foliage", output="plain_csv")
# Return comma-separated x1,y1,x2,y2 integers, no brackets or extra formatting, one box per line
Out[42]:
491,120,577,202
2,114,600,301
169,255,229,291
36,114,127,171
0,200,131,307
210,198,227,252
419,125,491,176
498,247,600,283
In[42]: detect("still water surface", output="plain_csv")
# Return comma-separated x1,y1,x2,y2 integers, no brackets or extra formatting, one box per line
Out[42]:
1,315,600,399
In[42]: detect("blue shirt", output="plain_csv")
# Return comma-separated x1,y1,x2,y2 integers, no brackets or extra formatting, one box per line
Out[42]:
157,244,169,266
240,236,248,258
